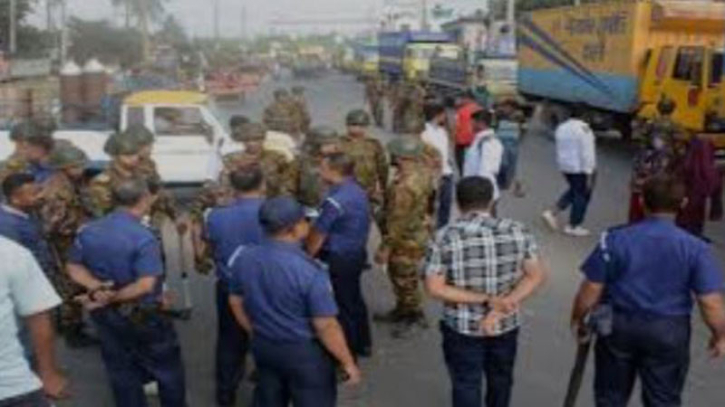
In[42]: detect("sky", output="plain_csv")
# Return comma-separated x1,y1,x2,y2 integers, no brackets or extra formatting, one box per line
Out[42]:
30,0,488,37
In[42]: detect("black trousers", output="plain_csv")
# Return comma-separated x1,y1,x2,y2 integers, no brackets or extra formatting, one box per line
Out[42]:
215,281,249,405
252,337,337,407
441,323,519,407
594,313,691,407
325,251,371,356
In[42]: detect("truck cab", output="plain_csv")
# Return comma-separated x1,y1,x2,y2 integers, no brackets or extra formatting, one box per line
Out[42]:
403,43,462,81
639,45,725,133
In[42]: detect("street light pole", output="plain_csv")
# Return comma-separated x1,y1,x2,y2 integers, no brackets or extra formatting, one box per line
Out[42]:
214,0,220,42
9,0,17,54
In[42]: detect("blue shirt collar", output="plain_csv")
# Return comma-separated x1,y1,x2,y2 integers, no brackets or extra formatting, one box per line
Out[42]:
266,238,305,254
111,209,142,223
1,204,29,219
232,196,264,206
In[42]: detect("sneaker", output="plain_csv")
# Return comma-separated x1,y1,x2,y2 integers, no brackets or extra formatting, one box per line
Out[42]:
541,210,559,231
564,225,591,237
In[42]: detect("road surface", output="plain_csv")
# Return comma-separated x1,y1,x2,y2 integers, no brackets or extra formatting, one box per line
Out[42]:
57,72,725,406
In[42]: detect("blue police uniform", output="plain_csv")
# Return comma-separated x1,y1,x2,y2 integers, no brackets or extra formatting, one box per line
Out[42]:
314,177,371,356
229,240,339,407
28,162,54,184
0,205,54,275
581,217,724,407
204,197,264,406
69,210,186,407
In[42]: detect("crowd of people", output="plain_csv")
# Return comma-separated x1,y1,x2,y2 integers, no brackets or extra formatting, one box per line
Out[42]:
0,81,724,407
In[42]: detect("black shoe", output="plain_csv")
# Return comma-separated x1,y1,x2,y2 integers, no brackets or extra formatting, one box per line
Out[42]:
64,328,99,349
216,393,235,407
373,309,406,323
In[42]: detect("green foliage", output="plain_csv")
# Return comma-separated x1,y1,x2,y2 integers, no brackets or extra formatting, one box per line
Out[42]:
67,18,143,68
0,0,53,56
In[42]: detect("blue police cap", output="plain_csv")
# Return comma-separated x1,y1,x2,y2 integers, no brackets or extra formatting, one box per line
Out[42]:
259,197,306,235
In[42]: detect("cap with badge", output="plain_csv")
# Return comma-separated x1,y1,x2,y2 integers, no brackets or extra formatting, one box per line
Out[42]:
48,140,88,169
387,135,423,158
104,131,143,156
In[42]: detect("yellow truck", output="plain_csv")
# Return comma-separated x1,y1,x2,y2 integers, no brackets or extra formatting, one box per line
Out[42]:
518,0,725,138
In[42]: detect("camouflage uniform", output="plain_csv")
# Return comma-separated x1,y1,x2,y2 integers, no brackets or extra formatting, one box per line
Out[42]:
365,77,385,127
221,149,296,198
342,110,389,226
38,142,89,336
391,83,409,134
263,89,297,136
381,136,435,317
291,86,312,135
0,122,40,183
295,126,341,209
403,82,427,135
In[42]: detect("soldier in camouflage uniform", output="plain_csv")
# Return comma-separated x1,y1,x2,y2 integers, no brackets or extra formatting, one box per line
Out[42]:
364,76,385,127
86,132,145,218
38,141,96,347
404,81,427,134
295,126,341,210
221,122,296,198
263,88,297,137
375,136,436,335
291,86,311,136
341,109,389,228
642,97,688,147
391,82,409,134
0,122,35,184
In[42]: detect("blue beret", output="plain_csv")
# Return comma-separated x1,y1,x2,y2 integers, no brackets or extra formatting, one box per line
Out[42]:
260,197,305,234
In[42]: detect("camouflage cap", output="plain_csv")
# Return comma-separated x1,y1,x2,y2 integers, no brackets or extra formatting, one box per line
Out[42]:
9,122,40,142
33,117,58,136
232,122,267,142
273,88,290,100
48,141,88,169
388,135,423,159
104,132,143,156
657,96,676,116
291,86,305,95
346,109,371,126
307,126,339,144
122,124,155,146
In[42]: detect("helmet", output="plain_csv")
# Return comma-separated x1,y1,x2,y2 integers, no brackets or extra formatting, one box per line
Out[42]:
387,135,423,159
273,88,290,100
104,132,142,156
232,122,267,142
48,141,88,169
9,122,39,142
122,124,154,146
657,97,676,116
307,126,339,144
33,117,57,136
346,109,371,126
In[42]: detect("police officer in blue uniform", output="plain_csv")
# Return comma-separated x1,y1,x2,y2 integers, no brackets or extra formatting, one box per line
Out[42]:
228,197,361,407
202,167,266,407
66,178,187,407
0,173,54,274
572,175,725,407
307,152,372,358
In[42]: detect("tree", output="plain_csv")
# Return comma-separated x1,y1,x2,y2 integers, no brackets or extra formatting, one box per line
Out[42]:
109,0,168,62
0,0,35,53
67,18,143,68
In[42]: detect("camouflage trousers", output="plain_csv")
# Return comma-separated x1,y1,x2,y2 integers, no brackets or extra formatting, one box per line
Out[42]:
51,262,84,331
387,247,425,314
369,98,384,127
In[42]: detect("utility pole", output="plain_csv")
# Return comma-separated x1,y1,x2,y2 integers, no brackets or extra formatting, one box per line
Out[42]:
60,0,67,63
507,0,515,27
9,0,17,54
421,0,428,30
213,0,220,42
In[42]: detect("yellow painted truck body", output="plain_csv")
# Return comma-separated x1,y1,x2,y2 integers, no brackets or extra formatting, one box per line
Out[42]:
518,0,725,133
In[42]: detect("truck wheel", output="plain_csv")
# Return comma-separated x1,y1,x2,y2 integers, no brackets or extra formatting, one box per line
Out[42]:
613,114,633,142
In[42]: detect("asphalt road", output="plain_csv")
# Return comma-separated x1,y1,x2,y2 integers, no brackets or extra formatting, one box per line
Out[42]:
57,72,725,406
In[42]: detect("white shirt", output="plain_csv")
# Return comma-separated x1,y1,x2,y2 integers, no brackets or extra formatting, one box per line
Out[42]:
0,236,61,401
421,122,454,176
463,129,503,200
555,118,596,174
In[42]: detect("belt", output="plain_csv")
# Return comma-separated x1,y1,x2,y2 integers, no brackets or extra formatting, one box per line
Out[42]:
114,302,163,325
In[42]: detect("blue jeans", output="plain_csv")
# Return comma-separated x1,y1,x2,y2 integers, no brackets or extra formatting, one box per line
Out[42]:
437,175,454,229
441,324,519,407
556,173,592,227
252,337,337,407
325,251,371,356
91,308,187,407
594,313,691,407
215,281,249,405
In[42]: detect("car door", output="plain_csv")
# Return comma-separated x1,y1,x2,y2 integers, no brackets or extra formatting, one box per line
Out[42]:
150,105,216,184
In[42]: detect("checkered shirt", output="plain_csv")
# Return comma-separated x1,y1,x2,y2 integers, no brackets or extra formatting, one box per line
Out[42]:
423,212,539,337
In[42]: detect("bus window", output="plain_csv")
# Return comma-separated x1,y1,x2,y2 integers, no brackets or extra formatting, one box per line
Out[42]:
710,51,723,86
673,47,705,86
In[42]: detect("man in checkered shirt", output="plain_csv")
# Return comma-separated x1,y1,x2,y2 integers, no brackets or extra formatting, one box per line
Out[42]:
423,176,547,407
